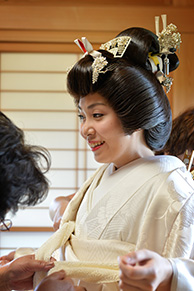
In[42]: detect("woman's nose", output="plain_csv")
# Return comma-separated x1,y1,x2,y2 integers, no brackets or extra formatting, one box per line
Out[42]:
81,120,95,138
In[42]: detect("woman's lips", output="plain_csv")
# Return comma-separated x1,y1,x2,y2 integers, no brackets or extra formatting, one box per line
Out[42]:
88,141,105,151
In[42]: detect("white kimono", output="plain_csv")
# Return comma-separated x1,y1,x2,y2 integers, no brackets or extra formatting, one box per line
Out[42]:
34,155,194,291
170,258,194,291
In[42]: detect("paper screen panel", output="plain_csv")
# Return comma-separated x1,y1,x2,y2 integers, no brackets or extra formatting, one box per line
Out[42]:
0,51,97,257
1,92,75,110
0,53,97,237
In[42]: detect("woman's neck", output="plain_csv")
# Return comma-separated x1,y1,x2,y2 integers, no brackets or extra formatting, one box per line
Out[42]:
114,130,154,169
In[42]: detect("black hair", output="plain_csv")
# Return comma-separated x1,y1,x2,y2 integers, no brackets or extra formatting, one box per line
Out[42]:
67,27,179,151
0,112,51,220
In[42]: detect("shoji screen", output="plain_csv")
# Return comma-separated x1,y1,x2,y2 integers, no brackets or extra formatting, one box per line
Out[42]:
0,52,100,255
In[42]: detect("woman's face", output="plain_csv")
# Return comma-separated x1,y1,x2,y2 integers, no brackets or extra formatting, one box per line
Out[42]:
78,93,153,168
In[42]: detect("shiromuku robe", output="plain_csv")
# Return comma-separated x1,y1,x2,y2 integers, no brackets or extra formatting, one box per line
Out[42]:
170,258,194,290
34,155,194,291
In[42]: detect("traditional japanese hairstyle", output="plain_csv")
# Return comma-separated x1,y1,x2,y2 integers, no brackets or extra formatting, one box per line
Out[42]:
67,15,181,151
69,15,181,93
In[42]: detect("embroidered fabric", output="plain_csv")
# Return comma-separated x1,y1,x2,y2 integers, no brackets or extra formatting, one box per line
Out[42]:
34,156,194,291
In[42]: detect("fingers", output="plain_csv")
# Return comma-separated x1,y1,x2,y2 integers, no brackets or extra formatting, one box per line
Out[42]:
50,256,57,262
119,249,159,279
46,270,67,280
119,258,146,280
35,271,76,291
119,264,149,289
14,255,55,272
0,251,15,261
120,249,155,266
0,259,10,266
119,269,156,291
118,250,167,291
33,260,55,272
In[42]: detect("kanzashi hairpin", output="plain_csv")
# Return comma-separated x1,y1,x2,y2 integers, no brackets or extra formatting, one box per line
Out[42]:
74,37,109,84
74,37,101,58
74,36,132,84
152,14,181,93
100,36,132,58
92,56,109,84
74,37,93,54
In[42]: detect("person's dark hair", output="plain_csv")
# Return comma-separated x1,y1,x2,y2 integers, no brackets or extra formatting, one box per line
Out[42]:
0,112,51,220
67,27,178,151
159,107,194,156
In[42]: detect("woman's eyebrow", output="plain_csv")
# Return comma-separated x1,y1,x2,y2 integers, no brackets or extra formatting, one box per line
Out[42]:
78,102,106,111
87,103,106,109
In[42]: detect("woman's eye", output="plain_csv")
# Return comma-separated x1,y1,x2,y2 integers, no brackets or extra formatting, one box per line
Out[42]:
78,114,85,122
93,113,103,118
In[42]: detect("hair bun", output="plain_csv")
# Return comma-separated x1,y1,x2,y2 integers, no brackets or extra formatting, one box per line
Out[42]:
116,27,179,73
116,27,159,69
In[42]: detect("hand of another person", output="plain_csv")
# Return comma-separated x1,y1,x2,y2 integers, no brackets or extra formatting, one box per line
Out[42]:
49,194,75,231
34,270,86,291
0,254,54,291
0,251,15,265
118,249,173,291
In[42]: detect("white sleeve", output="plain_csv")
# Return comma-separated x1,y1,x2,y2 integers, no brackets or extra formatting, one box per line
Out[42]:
169,258,194,291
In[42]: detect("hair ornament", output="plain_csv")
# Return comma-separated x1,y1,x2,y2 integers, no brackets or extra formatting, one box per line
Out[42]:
74,36,132,84
100,36,132,57
74,38,87,54
74,36,126,84
148,53,163,74
74,37,111,84
91,36,132,83
158,21,181,55
92,56,109,84
152,14,181,93
91,36,131,83
74,37,101,58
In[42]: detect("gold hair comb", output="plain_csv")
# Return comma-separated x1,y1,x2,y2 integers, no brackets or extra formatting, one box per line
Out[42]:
74,36,131,84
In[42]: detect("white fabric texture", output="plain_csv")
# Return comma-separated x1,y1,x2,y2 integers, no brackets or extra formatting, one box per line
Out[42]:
170,258,194,291
34,155,194,291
